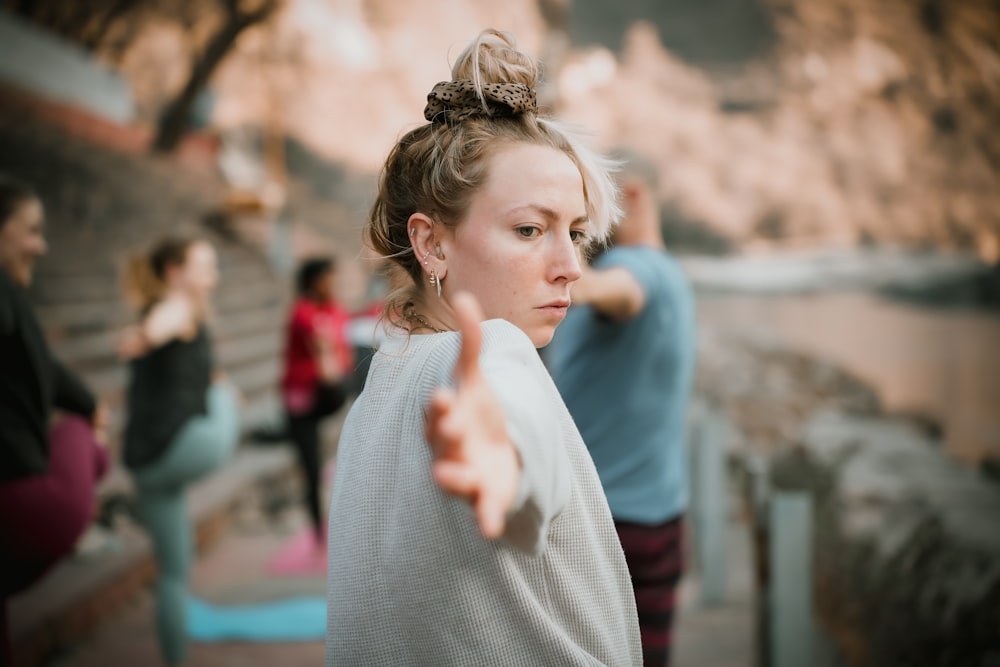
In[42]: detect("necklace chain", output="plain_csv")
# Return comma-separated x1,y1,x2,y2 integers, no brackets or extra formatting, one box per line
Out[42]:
405,310,446,334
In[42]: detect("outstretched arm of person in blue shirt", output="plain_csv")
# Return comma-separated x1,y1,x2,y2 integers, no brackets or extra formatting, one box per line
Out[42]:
571,263,646,320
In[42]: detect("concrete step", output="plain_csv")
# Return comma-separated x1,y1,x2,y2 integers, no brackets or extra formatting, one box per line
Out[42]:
240,391,283,432
214,282,284,312
28,274,120,304
215,330,283,369
29,244,269,279
215,307,289,341
36,285,284,343
48,300,287,369
40,234,269,261
29,263,275,305
48,329,120,370
228,357,282,398
35,301,128,338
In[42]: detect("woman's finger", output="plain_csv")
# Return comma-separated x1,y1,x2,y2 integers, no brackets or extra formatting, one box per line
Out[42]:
426,389,460,457
432,460,478,498
476,493,505,539
425,389,451,432
451,291,484,387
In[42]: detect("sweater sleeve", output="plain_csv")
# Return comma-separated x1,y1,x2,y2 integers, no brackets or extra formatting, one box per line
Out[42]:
478,321,572,555
51,359,97,419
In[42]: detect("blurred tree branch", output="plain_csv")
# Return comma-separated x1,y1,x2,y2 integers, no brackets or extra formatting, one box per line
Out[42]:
152,0,282,153
8,0,146,55
8,0,283,154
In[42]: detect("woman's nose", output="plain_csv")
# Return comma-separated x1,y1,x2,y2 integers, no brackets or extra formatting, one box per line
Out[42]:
548,233,582,283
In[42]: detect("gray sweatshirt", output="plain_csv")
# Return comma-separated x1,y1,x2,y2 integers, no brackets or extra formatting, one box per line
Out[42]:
326,319,641,666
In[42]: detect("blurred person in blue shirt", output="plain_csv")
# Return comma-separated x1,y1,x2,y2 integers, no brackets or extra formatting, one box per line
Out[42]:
547,147,696,666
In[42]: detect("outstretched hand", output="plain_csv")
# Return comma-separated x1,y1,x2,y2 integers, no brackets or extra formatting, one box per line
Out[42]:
425,292,522,539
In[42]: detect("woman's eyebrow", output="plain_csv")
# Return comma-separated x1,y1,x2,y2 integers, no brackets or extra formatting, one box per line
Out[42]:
503,204,588,225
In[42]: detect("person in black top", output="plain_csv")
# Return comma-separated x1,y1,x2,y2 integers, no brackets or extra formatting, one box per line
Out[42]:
0,174,109,665
119,235,240,666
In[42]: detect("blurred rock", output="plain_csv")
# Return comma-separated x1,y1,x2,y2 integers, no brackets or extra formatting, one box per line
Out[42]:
57,0,999,259
557,0,1000,259
696,318,1000,667
695,327,881,453
785,410,1000,667
699,325,1000,665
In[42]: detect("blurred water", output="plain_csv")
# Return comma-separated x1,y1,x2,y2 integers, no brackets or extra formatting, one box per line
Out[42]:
698,290,1000,464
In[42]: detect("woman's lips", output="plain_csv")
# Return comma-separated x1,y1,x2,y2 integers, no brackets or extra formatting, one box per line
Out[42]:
538,301,571,318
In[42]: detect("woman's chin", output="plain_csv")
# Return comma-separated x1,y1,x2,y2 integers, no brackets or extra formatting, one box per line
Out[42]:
528,326,555,349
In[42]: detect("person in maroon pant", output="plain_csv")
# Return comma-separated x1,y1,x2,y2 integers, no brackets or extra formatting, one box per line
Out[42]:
0,175,108,666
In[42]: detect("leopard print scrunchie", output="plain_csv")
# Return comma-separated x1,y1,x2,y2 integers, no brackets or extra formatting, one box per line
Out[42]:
423,80,537,124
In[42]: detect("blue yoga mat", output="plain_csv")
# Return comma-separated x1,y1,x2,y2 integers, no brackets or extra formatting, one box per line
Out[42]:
187,596,327,642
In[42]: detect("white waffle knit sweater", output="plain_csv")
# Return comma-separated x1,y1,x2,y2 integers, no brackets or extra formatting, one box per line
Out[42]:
325,319,641,666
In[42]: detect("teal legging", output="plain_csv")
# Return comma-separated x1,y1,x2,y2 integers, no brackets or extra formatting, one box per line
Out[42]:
132,383,240,665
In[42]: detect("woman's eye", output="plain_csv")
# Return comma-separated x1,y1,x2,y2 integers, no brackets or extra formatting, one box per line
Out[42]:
516,226,540,238
569,229,588,244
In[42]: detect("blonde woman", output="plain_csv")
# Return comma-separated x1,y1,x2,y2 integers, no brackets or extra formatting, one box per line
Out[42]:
325,29,642,665
119,236,239,666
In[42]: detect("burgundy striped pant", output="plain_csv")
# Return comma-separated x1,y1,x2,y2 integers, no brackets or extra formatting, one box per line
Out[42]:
616,516,685,667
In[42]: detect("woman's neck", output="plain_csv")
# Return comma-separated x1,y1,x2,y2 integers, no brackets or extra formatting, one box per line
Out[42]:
405,297,454,334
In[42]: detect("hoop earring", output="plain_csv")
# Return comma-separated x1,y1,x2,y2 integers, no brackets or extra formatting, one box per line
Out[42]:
430,270,442,298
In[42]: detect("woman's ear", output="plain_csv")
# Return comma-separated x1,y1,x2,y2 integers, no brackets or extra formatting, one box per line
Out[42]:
407,212,444,279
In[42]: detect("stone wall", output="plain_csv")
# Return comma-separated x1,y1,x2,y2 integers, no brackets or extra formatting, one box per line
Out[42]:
783,411,1000,667
697,328,1000,666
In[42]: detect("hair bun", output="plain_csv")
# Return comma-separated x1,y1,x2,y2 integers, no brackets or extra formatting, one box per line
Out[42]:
452,29,539,87
423,80,537,124
423,29,540,124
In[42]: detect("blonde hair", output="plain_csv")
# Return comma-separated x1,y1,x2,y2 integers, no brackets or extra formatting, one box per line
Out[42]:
367,28,621,324
122,236,202,313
